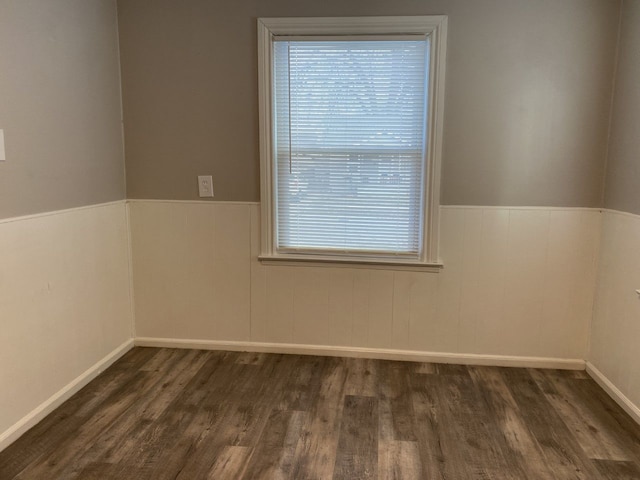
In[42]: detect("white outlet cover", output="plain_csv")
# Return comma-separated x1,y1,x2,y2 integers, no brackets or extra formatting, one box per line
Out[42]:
198,175,214,197
0,129,5,161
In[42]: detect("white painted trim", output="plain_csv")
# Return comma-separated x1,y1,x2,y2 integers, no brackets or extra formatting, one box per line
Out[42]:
257,17,275,257
0,200,126,225
424,16,447,264
601,208,640,220
257,16,447,266
135,337,585,370
126,199,260,206
585,209,604,363
586,362,640,425
257,16,449,35
441,205,603,213
125,202,137,338
0,339,134,452
124,199,609,214
258,255,443,272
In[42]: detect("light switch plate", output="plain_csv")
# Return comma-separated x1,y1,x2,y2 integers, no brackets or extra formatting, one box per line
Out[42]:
0,129,5,161
198,175,214,197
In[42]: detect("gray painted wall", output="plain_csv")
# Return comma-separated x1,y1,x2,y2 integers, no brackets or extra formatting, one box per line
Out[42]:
604,0,640,216
0,0,125,219
118,0,620,206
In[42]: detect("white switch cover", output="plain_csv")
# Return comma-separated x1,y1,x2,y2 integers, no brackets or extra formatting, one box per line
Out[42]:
0,129,5,161
198,175,214,197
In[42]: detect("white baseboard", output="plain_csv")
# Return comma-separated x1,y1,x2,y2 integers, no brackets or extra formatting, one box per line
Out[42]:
134,337,585,370
586,362,640,425
0,339,134,453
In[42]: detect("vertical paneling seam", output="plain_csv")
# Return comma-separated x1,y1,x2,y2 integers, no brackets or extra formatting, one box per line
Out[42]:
248,205,253,341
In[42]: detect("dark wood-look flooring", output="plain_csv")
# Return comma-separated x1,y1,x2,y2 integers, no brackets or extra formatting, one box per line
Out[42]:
1,348,640,479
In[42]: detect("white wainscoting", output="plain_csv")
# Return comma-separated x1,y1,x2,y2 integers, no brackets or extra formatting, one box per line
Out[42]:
0,202,134,451
130,201,601,367
589,210,640,423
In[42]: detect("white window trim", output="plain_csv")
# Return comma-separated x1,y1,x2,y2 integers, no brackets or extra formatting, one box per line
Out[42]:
257,16,447,270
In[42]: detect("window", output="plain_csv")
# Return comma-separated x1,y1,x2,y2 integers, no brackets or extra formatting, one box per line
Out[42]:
258,17,447,268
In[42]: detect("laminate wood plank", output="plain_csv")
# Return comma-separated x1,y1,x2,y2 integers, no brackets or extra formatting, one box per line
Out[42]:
409,374,447,480
566,373,640,461
529,369,633,461
171,402,231,480
172,354,278,480
227,357,297,449
196,357,257,403
74,462,147,480
540,367,589,380
128,352,267,479
278,410,310,478
468,366,553,480
240,409,294,479
140,404,210,480
226,402,274,448
377,386,394,444
175,353,293,479
412,362,437,375
122,356,231,479
240,409,309,480
429,371,525,480
52,350,211,478
219,354,290,407
138,346,180,372
501,368,602,479
206,446,252,479
333,395,378,480
345,358,378,397
378,440,422,480
593,459,640,480
69,348,161,419
435,363,470,376
379,362,417,442
12,364,168,480
1,348,640,480
291,358,347,480
0,347,158,478
170,398,245,480
277,354,327,412
234,351,266,365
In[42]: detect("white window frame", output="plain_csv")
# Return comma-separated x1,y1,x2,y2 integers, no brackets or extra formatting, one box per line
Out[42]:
257,16,447,270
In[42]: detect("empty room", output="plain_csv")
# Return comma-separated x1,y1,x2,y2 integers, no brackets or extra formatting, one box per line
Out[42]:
1,0,639,478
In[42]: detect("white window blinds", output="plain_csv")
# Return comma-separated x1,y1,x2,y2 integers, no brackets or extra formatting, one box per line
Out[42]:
273,39,429,256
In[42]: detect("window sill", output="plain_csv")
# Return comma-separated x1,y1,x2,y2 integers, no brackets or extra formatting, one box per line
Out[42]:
258,254,443,272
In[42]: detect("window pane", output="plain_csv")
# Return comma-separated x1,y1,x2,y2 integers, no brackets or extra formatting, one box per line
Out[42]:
274,40,429,255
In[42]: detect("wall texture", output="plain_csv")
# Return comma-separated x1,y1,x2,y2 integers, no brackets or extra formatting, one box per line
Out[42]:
118,0,620,207
131,200,600,366
0,0,125,219
589,0,640,423
0,203,133,450
0,0,133,452
589,210,640,421
604,0,640,216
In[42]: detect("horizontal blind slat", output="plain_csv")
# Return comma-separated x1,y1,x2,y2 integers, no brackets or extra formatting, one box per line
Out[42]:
274,39,429,255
